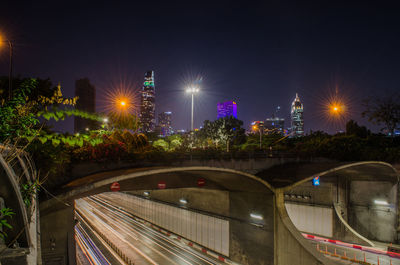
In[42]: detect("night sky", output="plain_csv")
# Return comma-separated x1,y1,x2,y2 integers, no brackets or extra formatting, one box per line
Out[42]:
1,1,400,133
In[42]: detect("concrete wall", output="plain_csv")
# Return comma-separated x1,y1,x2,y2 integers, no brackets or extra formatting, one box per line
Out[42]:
129,188,275,265
40,205,75,265
275,193,340,265
348,181,398,242
229,191,274,265
284,172,399,244
129,188,230,216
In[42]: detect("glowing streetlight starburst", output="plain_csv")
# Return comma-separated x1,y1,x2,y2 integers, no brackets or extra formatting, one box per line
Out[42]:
101,82,139,117
319,89,352,131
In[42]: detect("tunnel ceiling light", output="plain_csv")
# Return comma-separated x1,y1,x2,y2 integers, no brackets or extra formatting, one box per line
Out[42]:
374,200,389,205
250,213,263,220
179,198,188,204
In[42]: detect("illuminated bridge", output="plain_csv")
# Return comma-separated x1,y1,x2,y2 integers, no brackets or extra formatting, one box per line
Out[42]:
38,161,399,265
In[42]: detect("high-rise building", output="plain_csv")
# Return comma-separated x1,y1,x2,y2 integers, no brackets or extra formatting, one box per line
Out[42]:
140,71,156,132
265,118,285,134
265,106,285,135
290,93,304,136
158,111,173,137
74,78,96,133
217,101,237,119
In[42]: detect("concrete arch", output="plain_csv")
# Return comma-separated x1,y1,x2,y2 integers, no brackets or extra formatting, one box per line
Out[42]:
41,165,346,265
275,161,400,262
280,161,399,193
41,166,276,211
0,144,39,265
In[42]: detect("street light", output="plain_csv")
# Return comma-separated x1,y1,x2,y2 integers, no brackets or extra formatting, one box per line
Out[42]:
252,124,262,149
0,34,13,100
186,87,199,131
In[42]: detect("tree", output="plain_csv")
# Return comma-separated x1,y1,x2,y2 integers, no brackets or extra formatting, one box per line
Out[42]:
109,112,140,132
362,94,400,136
200,116,245,152
153,139,169,151
0,78,40,142
345,120,370,138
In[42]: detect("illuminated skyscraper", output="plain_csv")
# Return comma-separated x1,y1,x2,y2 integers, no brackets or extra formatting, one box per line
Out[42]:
217,101,237,119
140,71,156,132
291,93,304,136
158,111,173,137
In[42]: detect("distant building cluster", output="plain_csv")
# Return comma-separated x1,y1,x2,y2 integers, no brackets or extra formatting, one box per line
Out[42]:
248,93,304,137
73,70,304,138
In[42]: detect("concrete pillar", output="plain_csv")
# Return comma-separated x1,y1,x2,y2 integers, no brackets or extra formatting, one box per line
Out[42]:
40,203,75,265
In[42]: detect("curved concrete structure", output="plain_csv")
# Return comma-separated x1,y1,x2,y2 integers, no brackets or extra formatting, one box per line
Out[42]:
277,161,399,249
41,161,399,265
0,144,38,265
333,203,374,246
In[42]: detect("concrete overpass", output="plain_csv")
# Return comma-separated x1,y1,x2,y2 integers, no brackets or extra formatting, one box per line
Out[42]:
39,161,399,265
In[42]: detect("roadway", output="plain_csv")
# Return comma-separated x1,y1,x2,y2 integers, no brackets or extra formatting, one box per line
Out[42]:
75,195,225,265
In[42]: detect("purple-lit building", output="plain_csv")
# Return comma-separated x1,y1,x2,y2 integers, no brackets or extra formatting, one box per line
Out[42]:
217,101,237,119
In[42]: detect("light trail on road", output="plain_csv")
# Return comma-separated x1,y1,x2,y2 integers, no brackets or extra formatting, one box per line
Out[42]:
75,195,225,265
75,221,112,265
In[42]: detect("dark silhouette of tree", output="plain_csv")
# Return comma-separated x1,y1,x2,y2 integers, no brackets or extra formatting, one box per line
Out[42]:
345,120,370,138
362,94,400,136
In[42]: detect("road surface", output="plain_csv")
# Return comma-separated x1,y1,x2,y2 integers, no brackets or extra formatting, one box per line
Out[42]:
75,196,225,265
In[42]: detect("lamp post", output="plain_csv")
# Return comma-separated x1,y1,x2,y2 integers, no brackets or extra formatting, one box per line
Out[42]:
186,87,199,131
253,125,262,149
0,35,13,100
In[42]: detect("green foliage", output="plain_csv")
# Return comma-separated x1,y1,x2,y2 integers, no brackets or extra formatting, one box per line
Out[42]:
0,79,39,142
109,113,140,131
38,108,103,123
20,179,41,208
0,208,15,240
153,139,169,151
199,117,246,151
71,131,148,162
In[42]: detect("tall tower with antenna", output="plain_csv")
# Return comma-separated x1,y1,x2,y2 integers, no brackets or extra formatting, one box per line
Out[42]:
291,93,304,136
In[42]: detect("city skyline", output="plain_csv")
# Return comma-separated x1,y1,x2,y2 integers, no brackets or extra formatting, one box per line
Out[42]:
1,2,400,133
